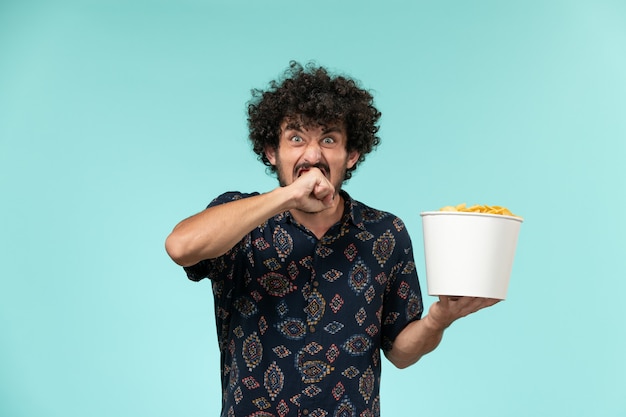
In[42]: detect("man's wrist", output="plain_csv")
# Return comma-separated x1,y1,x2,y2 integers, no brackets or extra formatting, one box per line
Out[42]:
423,307,453,332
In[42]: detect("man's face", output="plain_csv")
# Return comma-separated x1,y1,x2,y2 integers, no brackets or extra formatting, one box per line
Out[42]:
265,119,360,192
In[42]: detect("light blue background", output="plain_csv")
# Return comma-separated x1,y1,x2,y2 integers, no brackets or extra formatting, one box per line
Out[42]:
1,0,625,416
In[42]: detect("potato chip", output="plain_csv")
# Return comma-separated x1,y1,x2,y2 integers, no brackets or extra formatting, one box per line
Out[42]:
439,203,521,218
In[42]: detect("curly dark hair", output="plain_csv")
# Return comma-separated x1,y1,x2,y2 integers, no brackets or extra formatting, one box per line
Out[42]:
247,61,381,181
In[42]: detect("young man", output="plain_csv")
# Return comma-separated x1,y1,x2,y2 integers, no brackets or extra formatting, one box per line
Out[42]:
165,62,498,417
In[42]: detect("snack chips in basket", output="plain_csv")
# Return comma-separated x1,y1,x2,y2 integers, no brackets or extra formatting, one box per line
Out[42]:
439,203,522,219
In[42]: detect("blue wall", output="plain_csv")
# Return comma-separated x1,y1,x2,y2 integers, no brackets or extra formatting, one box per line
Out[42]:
1,0,625,416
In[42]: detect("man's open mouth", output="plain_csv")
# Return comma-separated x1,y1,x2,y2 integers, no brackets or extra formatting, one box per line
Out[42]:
296,164,329,178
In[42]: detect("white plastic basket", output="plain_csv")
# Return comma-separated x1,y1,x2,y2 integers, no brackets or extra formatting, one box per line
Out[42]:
420,211,523,300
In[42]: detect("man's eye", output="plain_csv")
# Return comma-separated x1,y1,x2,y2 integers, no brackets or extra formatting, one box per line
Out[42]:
322,137,335,144
291,136,303,142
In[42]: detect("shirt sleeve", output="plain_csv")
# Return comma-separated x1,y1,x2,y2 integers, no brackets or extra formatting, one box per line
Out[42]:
182,191,259,282
380,219,424,352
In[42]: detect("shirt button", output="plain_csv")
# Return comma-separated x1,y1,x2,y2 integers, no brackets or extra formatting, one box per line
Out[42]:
312,281,319,287
302,409,309,416
309,326,316,333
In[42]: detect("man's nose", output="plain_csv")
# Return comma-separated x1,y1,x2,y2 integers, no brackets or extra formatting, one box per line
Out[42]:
303,141,322,163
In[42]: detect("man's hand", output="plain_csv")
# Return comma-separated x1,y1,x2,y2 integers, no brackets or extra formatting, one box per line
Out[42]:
427,296,501,330
288,167,336,213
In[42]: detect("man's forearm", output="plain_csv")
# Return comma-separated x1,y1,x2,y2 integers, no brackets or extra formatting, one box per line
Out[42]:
385,296,501,369
165,168,340,267
385,314,447,369
165,188,291,266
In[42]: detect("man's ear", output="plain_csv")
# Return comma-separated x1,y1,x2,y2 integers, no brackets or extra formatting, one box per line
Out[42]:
265,145,277,166
347,150,360,169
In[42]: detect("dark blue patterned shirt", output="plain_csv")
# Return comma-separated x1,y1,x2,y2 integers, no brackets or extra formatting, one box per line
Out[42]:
184,191,423,417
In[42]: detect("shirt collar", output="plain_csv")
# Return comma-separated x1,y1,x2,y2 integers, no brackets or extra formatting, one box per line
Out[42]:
340,190,368,231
